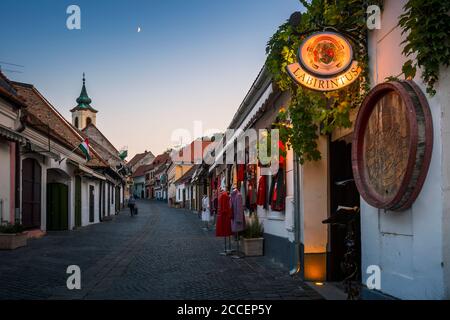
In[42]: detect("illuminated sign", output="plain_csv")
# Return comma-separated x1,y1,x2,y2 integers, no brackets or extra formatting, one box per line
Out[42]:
287,32,362,91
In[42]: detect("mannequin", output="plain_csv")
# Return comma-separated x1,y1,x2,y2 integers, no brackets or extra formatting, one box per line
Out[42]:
201,194,211,230
230,184,245,258
216,187,233,255
230,185,245,233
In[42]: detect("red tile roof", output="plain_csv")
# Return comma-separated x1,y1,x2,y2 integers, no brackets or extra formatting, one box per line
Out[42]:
152,152,171,167
132,164,153,178
128,150,154,168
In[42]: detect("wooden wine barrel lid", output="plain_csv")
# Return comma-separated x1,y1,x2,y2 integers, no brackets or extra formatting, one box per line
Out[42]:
352,81,433,211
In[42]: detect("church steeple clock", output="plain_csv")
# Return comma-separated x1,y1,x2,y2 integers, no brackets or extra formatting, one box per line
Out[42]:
71,73,98,130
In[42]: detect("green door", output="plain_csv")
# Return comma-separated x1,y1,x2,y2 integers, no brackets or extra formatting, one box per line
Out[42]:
89,185,95,223
47,183,69,231
75,176,82,228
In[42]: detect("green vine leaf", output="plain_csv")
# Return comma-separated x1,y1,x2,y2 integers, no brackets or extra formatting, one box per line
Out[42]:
265,0,372,164
399,0,450,96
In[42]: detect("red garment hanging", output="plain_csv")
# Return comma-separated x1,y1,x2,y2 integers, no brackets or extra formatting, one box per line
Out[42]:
216,191,232,237
237,164,245,182
270,166,286,212
247,182,257,211
256,176,266,206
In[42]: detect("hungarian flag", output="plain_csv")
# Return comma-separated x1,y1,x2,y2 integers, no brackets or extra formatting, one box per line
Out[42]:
79,138,91,161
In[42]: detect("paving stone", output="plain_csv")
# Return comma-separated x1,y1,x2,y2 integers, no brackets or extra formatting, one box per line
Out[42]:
0,200,323,300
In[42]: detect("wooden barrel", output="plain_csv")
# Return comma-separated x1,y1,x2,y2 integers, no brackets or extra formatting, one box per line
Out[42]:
352,81,433,211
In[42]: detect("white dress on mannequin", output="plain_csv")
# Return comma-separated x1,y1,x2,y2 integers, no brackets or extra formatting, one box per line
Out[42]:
202,196,211,222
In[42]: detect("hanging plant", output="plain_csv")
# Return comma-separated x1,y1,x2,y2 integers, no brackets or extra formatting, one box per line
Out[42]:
399,0,450,96
266,0,381,164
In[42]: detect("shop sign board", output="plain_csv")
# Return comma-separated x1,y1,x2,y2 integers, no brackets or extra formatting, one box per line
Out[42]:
287,32,362,91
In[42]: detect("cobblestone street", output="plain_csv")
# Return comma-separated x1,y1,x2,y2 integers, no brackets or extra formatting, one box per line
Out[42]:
0,200,322,300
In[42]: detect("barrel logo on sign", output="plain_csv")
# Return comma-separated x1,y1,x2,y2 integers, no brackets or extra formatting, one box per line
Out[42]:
287,32,362,91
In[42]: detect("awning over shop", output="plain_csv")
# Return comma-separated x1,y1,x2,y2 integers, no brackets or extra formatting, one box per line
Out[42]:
209,82,273,173
68,159,106,181
24,140,61,161
0,124,27,144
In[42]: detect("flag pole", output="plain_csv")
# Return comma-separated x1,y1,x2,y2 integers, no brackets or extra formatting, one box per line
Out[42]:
58,139,89,164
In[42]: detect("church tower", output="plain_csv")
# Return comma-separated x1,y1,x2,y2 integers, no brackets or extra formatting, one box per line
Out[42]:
71,73,98,130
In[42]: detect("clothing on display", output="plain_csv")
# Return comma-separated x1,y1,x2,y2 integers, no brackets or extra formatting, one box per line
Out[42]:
247,182,257,211
237,164,245,182
202,195,211,222
240,183,246,207
230,188,245,233
269,166,286,212
256,175,267,207
232,164,238,187
216,191,233,237
220,176,226,191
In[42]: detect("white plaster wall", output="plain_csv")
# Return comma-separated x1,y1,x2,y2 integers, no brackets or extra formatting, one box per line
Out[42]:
120,186,124,207
107,182,116,216
438,69,450,299
0,142,10,223
176,184,185,202
300,136,329,254
362,0,449,299
81,179,89,225
0,98,18,224
81,179,101,226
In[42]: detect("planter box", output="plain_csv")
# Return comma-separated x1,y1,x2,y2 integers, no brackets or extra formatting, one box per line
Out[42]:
0,233,28,250
242,238,264,257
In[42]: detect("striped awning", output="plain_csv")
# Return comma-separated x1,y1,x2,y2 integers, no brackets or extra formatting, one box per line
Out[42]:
0,124,26,144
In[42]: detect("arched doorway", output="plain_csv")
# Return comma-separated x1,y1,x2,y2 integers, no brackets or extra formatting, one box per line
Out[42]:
47,169,70,231
22,158,42,229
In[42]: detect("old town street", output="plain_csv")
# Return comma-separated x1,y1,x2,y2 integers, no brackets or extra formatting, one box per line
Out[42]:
0,200,322,300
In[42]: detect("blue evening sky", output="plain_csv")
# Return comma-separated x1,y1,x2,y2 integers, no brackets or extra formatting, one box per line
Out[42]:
0,0,303,157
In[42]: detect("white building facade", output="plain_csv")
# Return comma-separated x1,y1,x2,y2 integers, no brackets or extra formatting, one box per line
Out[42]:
360,0,450,300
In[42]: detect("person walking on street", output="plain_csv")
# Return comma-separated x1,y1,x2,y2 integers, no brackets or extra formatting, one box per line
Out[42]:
128,195,136,217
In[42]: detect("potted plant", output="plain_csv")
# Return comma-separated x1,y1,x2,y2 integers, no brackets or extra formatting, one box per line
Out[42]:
242,214,264,257
0,223,27,250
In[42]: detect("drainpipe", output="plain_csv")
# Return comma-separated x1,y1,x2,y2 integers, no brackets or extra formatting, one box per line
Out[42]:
290,153,303,276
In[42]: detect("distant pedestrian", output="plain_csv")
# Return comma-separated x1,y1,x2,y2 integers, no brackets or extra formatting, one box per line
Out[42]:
128,195,136,217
